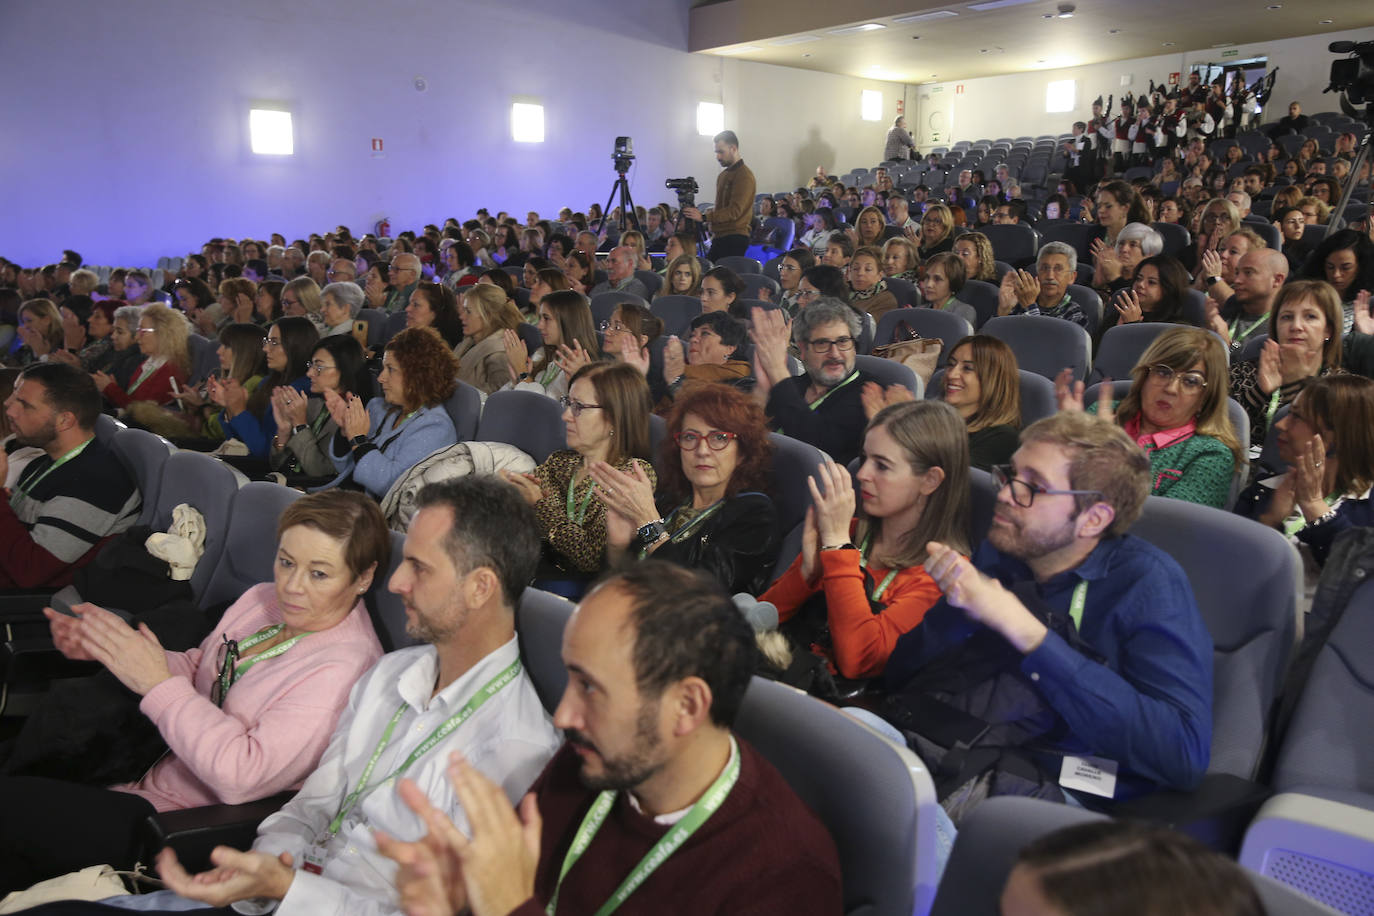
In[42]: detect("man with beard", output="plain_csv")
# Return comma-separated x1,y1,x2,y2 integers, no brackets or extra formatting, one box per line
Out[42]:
752,297,876,467
0,363,138,588
117,477,560,916
883,412,1212,814
378,562,842,916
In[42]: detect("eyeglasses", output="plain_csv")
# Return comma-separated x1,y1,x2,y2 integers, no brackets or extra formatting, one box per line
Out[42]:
264,337,282,348
326,269,353,279
805,335,856,354
559,396,603,418
211,633,241,707
308,360,337,373
795,287,820,300
136,327,156,335
675,430,738,451
1147,364,1207,392
992,464,1103,509
599,319,628,333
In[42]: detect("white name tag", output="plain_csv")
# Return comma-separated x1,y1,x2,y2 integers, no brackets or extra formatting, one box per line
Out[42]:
1059,754,1119,798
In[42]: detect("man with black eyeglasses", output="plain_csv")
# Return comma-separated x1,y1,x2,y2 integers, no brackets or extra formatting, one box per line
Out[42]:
881,411,1212,821
751,298,874,466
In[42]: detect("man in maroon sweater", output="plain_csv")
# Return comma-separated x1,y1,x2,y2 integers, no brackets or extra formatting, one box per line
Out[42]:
378,561,843,915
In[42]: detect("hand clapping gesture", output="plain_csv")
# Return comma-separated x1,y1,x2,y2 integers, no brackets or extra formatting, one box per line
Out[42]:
662,335,686,386
1352,289,1373,337
503,328,532,382
1256,338,1284,394
860,381,915,421
749,306,792,386
1091,238,1121,284
553,339,592,379
1112,289,1145,324
1294,432,1332,523
270,385,307,433
800,459,857,583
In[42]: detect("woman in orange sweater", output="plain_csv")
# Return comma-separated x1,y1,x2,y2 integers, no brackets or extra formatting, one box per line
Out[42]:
762,400,971,680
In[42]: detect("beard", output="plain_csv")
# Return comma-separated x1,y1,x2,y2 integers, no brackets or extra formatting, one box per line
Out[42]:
12,417,58,450
404,598,470,645
565,700,665,792
988,509,1079,562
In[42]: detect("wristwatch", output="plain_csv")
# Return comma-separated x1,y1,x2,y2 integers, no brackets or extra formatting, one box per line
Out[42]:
350,434,370,449
291,424,308,436
636,518,667,547
1205,275,1222,287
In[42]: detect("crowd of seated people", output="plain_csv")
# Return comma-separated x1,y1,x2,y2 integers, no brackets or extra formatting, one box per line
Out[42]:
0,111,1372,912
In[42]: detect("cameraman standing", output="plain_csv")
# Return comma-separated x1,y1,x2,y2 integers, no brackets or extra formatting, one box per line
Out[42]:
682,130,756,261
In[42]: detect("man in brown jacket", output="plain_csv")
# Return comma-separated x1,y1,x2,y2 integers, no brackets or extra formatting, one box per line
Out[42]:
683,130,757,261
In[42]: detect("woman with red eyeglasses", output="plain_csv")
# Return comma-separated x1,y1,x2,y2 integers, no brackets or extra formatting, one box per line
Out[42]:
589,383,779,595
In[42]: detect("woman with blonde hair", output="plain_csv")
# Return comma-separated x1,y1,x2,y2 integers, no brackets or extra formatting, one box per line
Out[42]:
94,303,190,408
952,231,998,283
658,254,702,299
14,299,64,365
281,276,325,332
881,236,920,283
854,205,888,249
1060,326,1243,508
917,203,955,260
762,400,971,681
455,282,524,393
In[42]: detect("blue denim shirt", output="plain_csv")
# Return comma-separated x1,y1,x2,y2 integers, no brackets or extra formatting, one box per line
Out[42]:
884,534,1213,797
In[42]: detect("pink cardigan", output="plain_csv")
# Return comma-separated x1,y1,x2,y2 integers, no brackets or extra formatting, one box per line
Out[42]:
114,582,383,811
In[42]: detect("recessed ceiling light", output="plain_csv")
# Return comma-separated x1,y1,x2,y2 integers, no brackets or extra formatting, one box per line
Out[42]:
1211,41,1234,48
769,34,818,46
1056,3,1075,18
912,35,921,39
892,10,957,23
1266,3,1281,8
1162,41,1175,46
1108,28,1120,34
966,0,1037,10
828,22,886,35
1319,17,1333,23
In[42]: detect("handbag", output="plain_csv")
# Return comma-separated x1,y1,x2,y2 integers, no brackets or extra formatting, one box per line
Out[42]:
872,320,942,384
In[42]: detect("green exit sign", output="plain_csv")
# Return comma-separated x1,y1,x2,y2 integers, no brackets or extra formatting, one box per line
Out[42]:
1221,49,1238,58
932,86,943,93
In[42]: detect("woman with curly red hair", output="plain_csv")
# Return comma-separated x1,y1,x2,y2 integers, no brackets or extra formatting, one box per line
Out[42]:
326,326,459,499
589,383,779,594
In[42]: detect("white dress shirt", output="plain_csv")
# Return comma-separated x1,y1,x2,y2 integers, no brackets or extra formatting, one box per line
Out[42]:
235,636,562,915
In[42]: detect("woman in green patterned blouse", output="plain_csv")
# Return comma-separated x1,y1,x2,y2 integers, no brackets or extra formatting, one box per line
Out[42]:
1057,327,1245,508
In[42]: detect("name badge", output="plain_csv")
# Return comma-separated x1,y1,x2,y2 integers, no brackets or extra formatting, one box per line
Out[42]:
1058,754,1119,798
301,845,328,875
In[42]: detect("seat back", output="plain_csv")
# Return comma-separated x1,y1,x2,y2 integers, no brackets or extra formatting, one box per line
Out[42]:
873,309,970,366
959,279,1000,329
1130,496,1299,778
110,427,174,527
356,308,389,350
854,354,922,396
717,255,762,275
978,223,1040,267
187,334,220,386
762,216,796,252
734,677,941,916
1152,221,1192,259
590,291,649,328
365,530,413,653
885,277,919,309
740,274,781,302
1038,222,1102,263
1090,323,1172,384
980,314,1092,381
969,466,1000,547
1017,370,1058,427
1065,284,1103,340
634,270,663,297
151,451,241,602
383,310,408,345
650,295,703,339
94,413,122,445
198,483,302,612
514,587,576,714
768,433,826,534
475,390,567,463
443,380,482,443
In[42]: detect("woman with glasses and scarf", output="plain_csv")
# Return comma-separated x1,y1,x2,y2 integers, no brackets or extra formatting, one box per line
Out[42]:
209,315,318,460
0,491,387,892
1057,326,1243,508
589,383,779,595
502,362,655,597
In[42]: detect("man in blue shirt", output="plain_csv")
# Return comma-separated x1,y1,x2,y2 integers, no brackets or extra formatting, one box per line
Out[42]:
885,412,1212,811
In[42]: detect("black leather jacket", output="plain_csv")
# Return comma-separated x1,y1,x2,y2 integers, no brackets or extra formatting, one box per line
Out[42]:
651,492,780,596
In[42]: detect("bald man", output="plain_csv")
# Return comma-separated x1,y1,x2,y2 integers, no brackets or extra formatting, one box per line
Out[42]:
1214,247,1288,351
385,253,422,314
590,246,648,299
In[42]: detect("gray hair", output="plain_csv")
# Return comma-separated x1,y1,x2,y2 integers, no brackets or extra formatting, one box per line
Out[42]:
322,281,365,318
1117,222,1163,257
1037,241,1078,274
792,297,861,348
267,245,286,259
113,304,144,329
307,250,331,267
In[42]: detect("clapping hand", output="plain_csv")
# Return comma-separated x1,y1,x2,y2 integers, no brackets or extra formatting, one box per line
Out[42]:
1294,432,1331,523
749,306,792,386
554,339,591,378
1352,289,1373,337
91,370,114,391
1256,338,1283,394
800,459,856,584
616,334,650,377
375,779,470,916
860,381,915,421
341,394,370,439
156,846,295,907
500,470,544,506
924,541,1047,653
503,328,531,382
587,460,657,531
270,386,307,431
69,603,171,696
1199,248,1223,281
1113,289,1145,324
1091,238,1121,284
662,336,686,385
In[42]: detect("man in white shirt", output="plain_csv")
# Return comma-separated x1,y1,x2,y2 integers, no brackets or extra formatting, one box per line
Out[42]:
96,477,561,916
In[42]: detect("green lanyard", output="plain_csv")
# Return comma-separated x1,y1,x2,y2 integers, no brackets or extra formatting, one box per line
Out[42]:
546,736,741,916
15,439,91,499
1266,388,1283,426
858,535,899,602
1283,494,1338,538
216,624,311,703
566,472,597,524
1067,579,1090,631
808,370,859,412
639,501,726,559
129,359,163,393
322,657,523,840
1229,312,1269,347
539,361,561,388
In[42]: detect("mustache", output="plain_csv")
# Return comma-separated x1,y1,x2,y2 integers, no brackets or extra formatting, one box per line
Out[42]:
565,729,598,755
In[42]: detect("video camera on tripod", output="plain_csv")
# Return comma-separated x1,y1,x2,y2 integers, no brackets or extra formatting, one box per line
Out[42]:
1323,41,1374,231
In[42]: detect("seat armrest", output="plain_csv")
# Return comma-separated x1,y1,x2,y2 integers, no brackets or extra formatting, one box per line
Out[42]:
1105,773,1273,853
1,637,100,683
138,792,296,873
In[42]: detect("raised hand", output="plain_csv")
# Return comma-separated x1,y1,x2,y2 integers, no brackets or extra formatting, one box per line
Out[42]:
341,394,371,439
1113,289,1145,324
375,778,470,916
617,335,650,377
807,458,857,548
74,603,171,696
997,271,1019,316
588,459,658,529
156,846,295,907
1295,432,1330,522
502,328,530,381
923,541,1046,653
1352,289,1373,337
1256,339,1283,394
439,754,542,916
1012,269,1040,308
749,306,792,384
1054,366,1087,413
554,339,591,378
662,335,686,385
1200,248,1223,280
1277,341,1322,385
323,388,350,429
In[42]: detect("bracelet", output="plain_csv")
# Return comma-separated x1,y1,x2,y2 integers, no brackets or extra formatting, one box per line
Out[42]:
1307,507,1340,528
820,542,857,551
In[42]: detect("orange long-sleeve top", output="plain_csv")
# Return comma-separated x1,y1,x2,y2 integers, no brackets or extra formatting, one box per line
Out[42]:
760,539,945,681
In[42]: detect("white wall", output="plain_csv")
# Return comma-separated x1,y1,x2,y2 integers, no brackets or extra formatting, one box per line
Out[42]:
0,0,902,267
911,27,1374,150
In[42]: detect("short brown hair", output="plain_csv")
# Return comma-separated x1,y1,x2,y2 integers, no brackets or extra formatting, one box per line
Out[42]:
384,326,459,410
1020,412,1150,536
946,335,1020,431
851,245,884,271
1268,280,1343,370
569,361,653,465
277,489,391,580
658,384,772,502
925,251,967,295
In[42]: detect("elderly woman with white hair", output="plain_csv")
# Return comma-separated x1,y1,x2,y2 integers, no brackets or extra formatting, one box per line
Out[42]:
319,281,365,337
1090,222,1163,301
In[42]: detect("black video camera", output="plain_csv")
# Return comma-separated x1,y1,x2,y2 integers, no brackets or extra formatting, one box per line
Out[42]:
613,136,635,174
665,177,699,210
1328,41,1374,107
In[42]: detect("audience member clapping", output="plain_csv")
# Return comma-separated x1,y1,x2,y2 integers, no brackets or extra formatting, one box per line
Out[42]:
269,333,369,481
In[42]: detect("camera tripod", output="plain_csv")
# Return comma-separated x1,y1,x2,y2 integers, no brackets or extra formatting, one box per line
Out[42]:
1329,102,1372,232
599,164,640,239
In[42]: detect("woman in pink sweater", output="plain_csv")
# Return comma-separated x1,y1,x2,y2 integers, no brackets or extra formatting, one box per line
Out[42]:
0,490,390,893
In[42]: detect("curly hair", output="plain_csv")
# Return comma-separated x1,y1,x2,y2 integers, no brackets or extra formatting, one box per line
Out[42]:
384,326,458,410
656,384,773,503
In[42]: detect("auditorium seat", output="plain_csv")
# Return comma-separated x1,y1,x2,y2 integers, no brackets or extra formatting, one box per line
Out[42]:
978,224,1040,268
717,255,762,275
590,290,648,328
740,274,781,302
885,277,919,309
651,294,704,339
958,279,1000,329
442,379,482,442
980,315,1091,381
197,482,302,613
1065,284,1103,340
110,426,175,527
1089,323,1173,384
873,308,970,366
356,308,389,350
634,269,663,297
1151,222,1191,260
855,354,923,398
475,389,567,463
